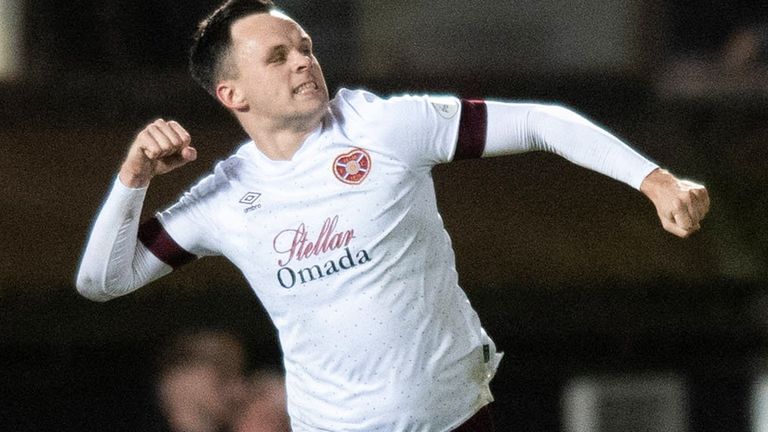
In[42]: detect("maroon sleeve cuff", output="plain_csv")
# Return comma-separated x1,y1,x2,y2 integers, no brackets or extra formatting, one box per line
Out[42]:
138,217,196,269
453,99,487,161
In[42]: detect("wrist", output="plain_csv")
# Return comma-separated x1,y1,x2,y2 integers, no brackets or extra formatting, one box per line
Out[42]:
639,168,671,201
118,163,152,188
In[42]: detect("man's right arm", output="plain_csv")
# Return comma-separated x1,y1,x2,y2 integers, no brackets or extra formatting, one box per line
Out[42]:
75,119,197,301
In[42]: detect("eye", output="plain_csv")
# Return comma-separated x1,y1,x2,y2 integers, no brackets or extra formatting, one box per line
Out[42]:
267,47,288,64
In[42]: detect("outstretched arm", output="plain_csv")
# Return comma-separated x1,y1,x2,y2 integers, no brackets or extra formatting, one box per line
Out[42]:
76,119,197,301
482,101,709,237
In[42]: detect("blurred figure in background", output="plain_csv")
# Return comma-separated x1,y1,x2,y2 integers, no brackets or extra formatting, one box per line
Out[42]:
232,369,291,432
155,329,289,432
660,0,768,97
720,23,768,71
156,329,249,432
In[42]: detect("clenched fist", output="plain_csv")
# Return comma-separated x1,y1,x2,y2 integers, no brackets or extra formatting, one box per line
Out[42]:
640,168,710,238
119,119,197,188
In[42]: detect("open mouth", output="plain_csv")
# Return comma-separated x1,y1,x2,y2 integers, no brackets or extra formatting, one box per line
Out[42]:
293,81,318,95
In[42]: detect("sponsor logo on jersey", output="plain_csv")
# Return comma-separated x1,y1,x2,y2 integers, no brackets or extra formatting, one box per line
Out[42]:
333,148,371,185
272,215,372,289
239,192,262,213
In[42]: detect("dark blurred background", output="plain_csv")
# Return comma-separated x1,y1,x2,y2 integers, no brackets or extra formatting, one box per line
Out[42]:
1,0,767,430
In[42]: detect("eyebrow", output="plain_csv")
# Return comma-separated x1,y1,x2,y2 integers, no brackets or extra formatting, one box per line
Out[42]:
266,45,288,61
265,36,313,59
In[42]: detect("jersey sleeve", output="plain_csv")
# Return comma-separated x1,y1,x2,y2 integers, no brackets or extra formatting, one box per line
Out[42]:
333,89,484,169
76,160,230,302
76,177,173,301
150,170,224,262
483,100,659,190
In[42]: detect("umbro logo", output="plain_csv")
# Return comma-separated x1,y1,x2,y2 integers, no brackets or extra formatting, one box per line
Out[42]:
240,192,262,213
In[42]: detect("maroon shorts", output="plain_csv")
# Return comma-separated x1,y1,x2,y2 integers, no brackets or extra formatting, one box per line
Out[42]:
452,405,495,432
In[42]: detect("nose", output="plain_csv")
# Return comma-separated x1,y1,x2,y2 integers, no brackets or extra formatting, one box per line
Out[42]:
293,50,312,72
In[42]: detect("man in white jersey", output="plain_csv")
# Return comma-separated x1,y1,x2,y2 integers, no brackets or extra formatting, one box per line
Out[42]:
76,1,710,430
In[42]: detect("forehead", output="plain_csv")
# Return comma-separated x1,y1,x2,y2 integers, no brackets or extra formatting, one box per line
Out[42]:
230,12,309,51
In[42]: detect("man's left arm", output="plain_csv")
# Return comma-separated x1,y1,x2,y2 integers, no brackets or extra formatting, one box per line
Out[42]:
477,101,709,238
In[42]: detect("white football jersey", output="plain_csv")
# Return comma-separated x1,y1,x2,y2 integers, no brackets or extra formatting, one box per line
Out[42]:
152,89,502,431
77,86,658,430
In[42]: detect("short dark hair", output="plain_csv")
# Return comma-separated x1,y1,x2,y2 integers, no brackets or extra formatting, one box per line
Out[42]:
189,0,275,96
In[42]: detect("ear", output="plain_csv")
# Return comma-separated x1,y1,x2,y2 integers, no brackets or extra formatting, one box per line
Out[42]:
216,80,249,111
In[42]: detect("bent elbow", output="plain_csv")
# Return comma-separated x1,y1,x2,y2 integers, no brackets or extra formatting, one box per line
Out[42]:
75,272,113,303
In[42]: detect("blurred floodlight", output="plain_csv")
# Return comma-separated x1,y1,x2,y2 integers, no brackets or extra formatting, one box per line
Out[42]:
0,0,23,81
562,374,688,432
752,376,768,432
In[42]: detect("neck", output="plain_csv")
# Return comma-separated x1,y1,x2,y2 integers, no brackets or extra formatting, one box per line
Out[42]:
238,112,325,161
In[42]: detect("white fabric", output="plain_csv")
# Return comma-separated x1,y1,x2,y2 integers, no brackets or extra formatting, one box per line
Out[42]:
484,101,658,189
76,88,658,431
76,179,170,302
